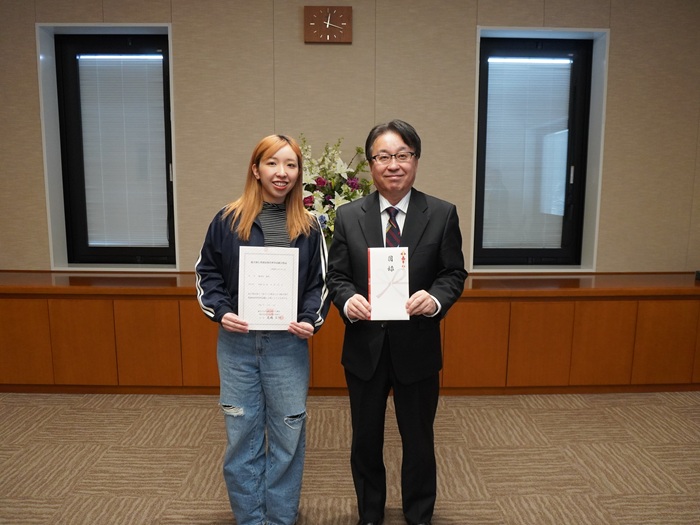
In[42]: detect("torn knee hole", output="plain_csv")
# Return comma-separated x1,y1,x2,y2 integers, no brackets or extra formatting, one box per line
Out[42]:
221,404,244,417
284,411,307,428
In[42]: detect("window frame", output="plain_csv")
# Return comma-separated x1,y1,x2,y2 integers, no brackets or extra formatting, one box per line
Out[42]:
54,33,175,265
473,36,593,267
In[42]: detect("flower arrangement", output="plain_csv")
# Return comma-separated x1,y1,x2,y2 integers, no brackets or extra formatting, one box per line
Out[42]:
301,135,373,246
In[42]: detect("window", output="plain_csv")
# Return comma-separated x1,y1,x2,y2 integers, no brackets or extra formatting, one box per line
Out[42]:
474,37,593,266
55,34,174,265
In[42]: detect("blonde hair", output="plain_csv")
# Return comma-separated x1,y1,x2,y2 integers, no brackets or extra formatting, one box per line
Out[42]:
222,135,315,241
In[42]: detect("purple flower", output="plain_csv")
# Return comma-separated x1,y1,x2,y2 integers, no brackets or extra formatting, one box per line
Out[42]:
346,177,360,190
314,177,328,187
303,195,314,207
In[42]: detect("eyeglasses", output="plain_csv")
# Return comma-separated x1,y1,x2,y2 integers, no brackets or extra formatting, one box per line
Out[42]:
371,151,416,165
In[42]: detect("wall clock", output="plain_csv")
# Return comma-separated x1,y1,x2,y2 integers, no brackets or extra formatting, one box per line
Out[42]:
304,6,353,44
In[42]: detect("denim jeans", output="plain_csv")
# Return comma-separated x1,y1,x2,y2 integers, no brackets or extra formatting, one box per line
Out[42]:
217,328,309,525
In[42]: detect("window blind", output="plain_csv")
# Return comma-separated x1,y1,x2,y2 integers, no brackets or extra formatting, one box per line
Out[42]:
78,54,168,248
483,58,571,249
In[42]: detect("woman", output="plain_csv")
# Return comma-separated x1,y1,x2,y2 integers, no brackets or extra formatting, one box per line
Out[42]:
195,134,329,525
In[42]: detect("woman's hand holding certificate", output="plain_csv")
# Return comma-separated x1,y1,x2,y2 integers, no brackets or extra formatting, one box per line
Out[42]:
238,246,299,330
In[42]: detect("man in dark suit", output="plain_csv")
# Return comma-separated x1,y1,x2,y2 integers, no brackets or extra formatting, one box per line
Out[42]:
326,120,467,525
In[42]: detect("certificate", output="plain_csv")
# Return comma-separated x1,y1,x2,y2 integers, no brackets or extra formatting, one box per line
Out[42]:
368,247,409,320
239,246,298,330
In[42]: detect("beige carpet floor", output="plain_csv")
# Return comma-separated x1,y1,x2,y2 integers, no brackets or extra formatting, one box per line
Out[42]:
1,391,700,524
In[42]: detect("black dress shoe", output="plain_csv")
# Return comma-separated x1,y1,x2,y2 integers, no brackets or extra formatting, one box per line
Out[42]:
357,519,383,525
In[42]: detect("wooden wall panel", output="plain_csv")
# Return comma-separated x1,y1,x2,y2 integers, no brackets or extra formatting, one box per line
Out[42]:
0,299,53,384
632,300,700,384
49,299,117,385
570,300,637,385
2,272,700,393
507,301,575,387
179,299,219,387
114,299,182,386
310,305,345,388
694,322,700,383
442,301,510,387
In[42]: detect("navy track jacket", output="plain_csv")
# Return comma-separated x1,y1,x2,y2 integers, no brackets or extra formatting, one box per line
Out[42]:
195,208,330,333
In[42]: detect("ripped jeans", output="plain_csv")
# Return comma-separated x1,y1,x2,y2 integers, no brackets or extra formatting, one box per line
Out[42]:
217,328,310,525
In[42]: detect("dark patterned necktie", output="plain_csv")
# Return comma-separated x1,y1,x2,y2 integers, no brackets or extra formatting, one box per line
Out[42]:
385,207,401,247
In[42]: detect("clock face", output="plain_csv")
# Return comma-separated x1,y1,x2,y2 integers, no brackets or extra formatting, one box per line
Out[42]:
304,6,353,44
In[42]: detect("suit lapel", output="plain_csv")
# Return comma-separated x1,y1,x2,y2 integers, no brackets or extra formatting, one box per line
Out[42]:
402,190,429,260
360,192,384,248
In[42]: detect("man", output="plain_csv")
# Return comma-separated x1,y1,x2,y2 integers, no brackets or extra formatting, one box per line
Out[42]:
326,120,467,525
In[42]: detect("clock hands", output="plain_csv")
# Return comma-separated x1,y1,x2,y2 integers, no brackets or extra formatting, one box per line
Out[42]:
323,12,344,30
304,6,352,43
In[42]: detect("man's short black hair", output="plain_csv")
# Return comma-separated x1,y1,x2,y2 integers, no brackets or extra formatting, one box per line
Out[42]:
365,119,422,162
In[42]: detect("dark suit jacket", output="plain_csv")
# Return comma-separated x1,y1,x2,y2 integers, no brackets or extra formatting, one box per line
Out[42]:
326,189,468,384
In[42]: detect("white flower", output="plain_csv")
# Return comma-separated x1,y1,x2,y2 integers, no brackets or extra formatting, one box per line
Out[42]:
300,135,372,246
